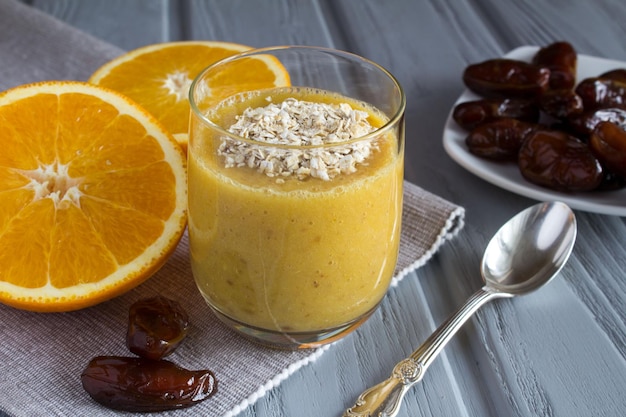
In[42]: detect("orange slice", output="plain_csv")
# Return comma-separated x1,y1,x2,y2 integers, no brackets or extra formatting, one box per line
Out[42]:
88,41,290,152
0,81,187,312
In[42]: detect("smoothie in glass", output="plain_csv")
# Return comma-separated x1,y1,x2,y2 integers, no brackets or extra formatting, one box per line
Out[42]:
188,46,405,348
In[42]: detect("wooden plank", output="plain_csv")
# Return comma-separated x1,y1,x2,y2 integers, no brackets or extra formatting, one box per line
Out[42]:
28,0,167,50
181,0,338,48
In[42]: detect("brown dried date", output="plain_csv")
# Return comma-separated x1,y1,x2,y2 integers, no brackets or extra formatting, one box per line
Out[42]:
518,130,603,191
539,89,583,120
532,41,577,90
575,77,626,110
590,121,626,178
599,69,626,83
567,107,626,137
81,356,217,412
127,296,189,360
453,98,539,130
463,59,550,99
466,118,539,160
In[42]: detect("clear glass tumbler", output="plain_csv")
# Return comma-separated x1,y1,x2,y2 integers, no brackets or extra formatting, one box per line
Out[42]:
188,46,405,349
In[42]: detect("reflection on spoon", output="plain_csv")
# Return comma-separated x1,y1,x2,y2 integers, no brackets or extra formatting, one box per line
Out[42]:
343,201,577,417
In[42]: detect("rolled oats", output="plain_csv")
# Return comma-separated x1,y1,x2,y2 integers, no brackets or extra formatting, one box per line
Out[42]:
218,97,378,181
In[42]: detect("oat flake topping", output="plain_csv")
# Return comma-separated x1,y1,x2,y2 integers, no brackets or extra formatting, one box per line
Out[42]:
219,97,378,181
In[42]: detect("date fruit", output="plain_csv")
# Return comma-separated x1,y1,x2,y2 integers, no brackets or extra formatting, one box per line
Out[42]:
599,68,626,83
127,296,190,360
567,107,626,136
463,59,550,99
590,121,626,178
466,119,539,160
575,77,626,110
539,89,583,120
453,98,539,130
532,41,577,90
81,356,217,412
518,129,603,191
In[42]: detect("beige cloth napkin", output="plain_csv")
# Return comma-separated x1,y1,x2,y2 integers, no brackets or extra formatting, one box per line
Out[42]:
0,1,465,416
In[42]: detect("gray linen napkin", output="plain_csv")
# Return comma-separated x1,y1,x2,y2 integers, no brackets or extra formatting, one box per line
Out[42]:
0,1,465,416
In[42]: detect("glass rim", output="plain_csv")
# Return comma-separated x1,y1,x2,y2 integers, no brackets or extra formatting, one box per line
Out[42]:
188,45,406,149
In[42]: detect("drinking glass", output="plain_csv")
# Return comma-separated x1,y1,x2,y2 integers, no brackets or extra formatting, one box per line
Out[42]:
188,46,405,349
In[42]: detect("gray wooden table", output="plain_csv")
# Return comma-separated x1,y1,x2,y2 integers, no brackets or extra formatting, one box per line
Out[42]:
12,1,626,416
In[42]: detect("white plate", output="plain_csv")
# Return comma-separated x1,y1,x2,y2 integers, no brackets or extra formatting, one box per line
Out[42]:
443,45,626,216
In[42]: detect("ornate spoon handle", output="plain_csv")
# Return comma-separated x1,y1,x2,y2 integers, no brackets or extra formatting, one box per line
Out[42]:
343,287,511,417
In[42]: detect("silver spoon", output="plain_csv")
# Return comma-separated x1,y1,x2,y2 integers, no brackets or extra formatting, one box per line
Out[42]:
343,201,577,417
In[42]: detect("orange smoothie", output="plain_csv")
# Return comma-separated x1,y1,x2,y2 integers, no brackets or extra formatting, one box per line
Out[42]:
188,87,403,333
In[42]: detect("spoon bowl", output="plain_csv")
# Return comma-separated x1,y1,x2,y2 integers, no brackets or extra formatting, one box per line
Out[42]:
482,201,577,295
343,201,577,417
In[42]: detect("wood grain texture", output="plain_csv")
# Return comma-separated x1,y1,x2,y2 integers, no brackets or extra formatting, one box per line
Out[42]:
11,1,626,416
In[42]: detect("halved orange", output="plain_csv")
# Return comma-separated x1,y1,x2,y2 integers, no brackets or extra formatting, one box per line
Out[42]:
88,41,290,152
0,81,187,312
